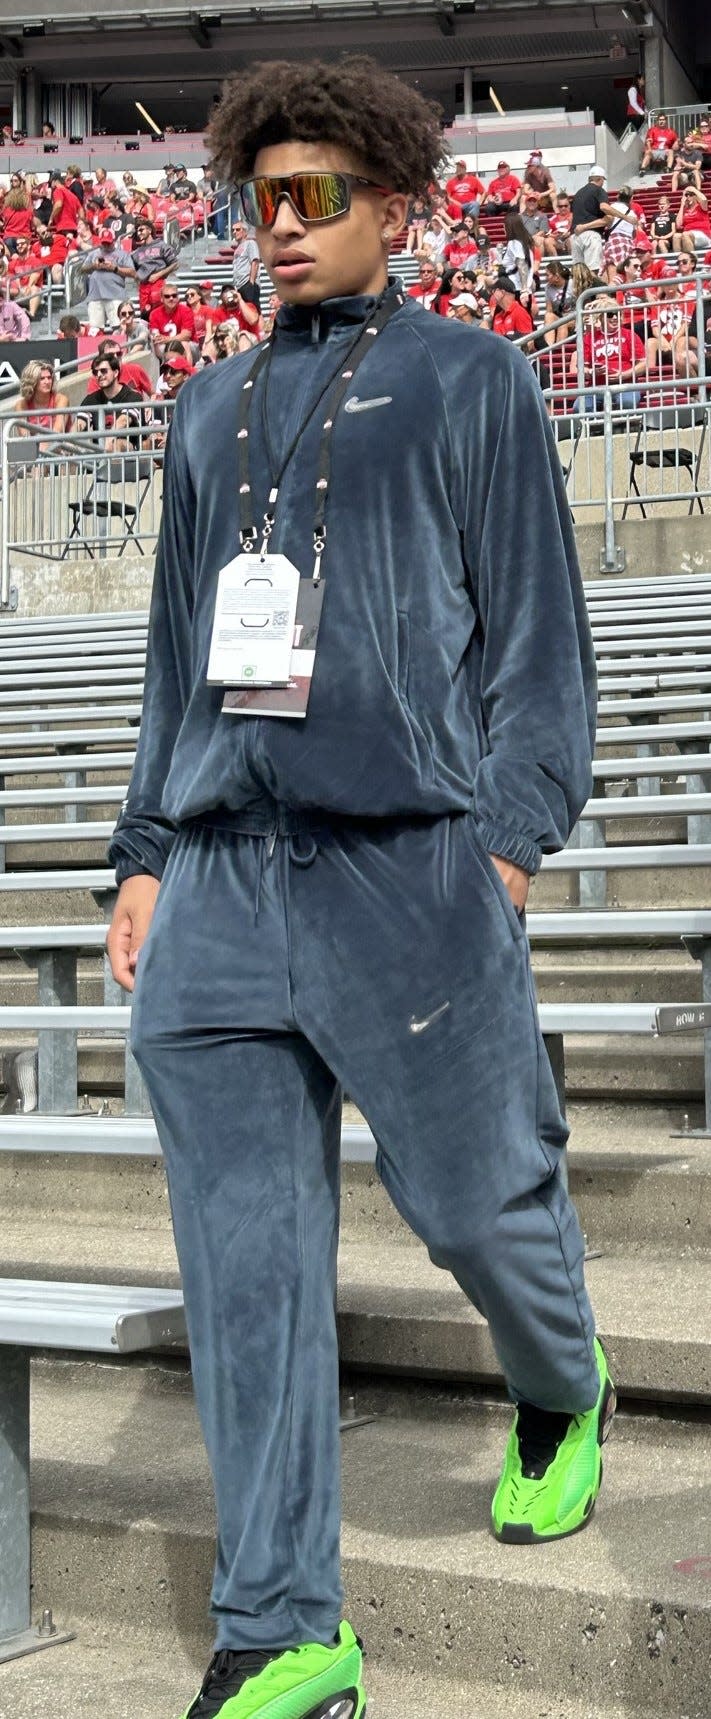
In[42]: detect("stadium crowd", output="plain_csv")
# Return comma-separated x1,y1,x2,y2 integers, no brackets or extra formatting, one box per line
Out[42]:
0,136,710,410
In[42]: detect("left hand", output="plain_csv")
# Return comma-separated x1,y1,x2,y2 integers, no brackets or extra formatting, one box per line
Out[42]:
489,854,530,913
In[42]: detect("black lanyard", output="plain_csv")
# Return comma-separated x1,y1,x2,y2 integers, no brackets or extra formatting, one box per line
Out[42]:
237,285,405,582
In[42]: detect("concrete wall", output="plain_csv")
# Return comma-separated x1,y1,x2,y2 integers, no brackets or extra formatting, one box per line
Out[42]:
8,512,711,618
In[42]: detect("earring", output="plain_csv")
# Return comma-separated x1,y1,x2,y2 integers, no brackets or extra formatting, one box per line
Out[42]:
383,229,393,241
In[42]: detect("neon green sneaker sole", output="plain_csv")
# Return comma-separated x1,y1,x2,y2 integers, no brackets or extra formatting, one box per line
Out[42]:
492,1338,616,1544
180,1622,365,1719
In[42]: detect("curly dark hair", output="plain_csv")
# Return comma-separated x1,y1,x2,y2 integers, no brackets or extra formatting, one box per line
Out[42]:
206,56,445,196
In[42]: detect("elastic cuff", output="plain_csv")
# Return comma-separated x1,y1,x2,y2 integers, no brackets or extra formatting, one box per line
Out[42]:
114,859,163,886
473,818,542,877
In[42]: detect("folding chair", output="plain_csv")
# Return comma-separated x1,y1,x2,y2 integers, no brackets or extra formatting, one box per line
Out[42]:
63,457,153,560
622,407,707,519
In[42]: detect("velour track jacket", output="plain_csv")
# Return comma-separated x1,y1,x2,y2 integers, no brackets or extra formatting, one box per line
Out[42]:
108,278,597,884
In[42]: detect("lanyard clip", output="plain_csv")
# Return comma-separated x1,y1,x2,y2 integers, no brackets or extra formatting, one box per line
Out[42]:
259,486,279,561
313,529,326,585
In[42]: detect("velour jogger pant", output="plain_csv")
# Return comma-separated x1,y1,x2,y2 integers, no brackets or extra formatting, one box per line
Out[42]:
130,810,599,1653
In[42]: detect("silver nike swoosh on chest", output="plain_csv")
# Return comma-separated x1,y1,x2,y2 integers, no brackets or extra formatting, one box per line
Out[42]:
344,394,393,413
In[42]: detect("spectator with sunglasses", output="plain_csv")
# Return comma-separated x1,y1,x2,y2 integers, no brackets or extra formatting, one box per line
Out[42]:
85,336,153,399
77,351,143,450
116,301,151,347
148,281,196,358
108,56,606,1719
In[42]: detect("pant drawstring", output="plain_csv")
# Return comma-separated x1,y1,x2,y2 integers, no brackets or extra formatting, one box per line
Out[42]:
287,832,319,868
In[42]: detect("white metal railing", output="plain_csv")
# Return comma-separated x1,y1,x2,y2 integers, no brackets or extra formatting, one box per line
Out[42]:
0,402,174,606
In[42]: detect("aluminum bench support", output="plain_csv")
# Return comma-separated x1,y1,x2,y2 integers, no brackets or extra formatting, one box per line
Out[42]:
0,1279,184,1663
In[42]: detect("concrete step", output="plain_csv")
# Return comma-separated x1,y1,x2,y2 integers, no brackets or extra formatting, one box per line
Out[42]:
336,1242,711,1403
0,1102,709,1259
1,1212,710,1400
23,1358,711,1718
0,1627,675,1719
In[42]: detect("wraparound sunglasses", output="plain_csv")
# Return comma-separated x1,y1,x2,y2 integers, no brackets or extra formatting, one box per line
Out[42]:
239,171,389,228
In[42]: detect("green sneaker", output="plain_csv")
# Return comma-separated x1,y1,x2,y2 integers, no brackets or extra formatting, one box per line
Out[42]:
492,1337,616,1544
180,1622,365,1719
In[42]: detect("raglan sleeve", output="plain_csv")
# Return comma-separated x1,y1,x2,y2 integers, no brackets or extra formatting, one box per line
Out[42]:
461,339,597,875
107,387,195,885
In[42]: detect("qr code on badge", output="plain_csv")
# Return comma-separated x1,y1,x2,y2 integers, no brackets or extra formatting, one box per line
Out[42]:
272,610,289,627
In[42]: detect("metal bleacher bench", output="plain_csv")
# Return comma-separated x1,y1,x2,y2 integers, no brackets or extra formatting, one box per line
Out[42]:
0,1279,185,1664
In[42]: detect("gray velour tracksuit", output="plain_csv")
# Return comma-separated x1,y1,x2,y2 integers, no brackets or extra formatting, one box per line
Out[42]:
109,279,599,1653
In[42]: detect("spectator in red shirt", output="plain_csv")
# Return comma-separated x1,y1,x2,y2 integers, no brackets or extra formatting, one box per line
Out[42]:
432,267,467,317
483,163,522,216
149,282,196,357
210,283,261,333
489,274,534,338
673,187,711,255
184,284,212,340
646,274,698,377
7,233,44,318
640,115,678,175
548,193,573,255
30,224,72,283
443,223,479,270
48,171,82,236
445,160,485,221
1,173,35,253
571,298,647,411
406,259,441,310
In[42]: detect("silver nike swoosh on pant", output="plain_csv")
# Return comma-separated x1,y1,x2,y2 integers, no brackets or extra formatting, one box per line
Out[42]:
409,1000,451,1034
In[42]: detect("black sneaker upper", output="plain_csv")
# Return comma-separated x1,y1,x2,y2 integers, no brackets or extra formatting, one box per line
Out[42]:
186,1647,286,1719
516,1403,575,1479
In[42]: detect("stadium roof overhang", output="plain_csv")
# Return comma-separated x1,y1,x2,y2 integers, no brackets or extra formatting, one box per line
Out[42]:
0,4,644,78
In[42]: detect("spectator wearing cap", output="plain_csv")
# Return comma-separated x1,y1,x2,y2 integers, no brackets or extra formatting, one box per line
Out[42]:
489,274,535,339
232,221,260,295
483,162,522,215
79,232,136,331
407,259,441,310
520,149,557,209
448,292,481,325
148,281,196,358
172,166,198,201
48,170,82,236
673,186,711,255
0,296,31,341
157,165,177,196
445,159,485,223
442,222,479,270
160,350,195,393
212,282,261,333
570,168,616,274
131,220,178,314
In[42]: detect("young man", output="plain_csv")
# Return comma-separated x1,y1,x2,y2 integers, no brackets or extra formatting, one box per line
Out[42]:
79,230,136,331
640,113,678,175
107,55,613,1719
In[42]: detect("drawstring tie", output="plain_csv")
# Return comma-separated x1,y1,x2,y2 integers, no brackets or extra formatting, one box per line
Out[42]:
253,827,319,922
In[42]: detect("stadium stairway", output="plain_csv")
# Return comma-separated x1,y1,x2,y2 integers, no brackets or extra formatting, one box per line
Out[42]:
1,595,711,1717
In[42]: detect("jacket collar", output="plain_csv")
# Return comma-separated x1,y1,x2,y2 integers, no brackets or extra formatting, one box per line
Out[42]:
274,275,404,343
